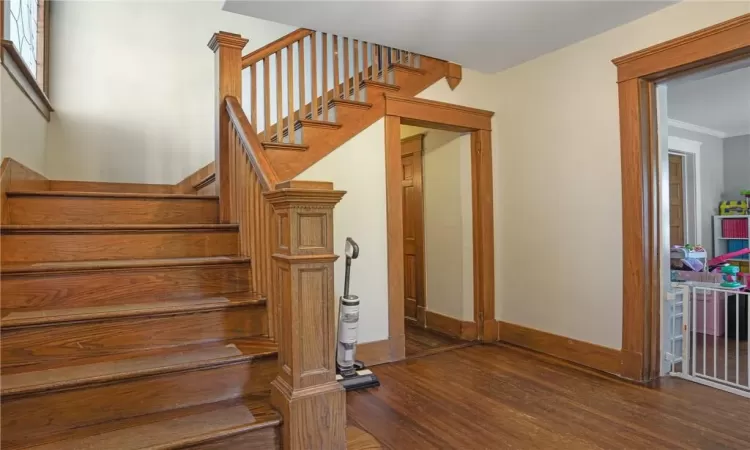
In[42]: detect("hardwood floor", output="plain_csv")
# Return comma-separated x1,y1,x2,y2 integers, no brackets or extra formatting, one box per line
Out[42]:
347,344,750,449
405,321,471,358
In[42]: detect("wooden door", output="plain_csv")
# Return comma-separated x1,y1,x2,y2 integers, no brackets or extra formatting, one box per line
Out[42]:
668,154,685,246
401,134,425,324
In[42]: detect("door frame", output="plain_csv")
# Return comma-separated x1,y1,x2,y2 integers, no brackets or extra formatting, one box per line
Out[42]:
383,94,496,362
613,13,750,381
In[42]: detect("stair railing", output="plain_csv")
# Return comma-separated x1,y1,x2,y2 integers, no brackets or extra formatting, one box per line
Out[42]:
241,28,421,144
209,31,348,450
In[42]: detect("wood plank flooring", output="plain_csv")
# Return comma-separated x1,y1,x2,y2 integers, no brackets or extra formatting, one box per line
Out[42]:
405,321,470,358
347,344,750,449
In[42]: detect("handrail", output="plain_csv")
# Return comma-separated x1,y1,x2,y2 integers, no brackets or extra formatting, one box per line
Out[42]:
225,96,280,191
242,28,314,68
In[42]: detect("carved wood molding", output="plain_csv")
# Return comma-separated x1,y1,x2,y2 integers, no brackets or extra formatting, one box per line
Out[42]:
266,182,347,450
612,13,750,82
384,94,494,131
446,62,462,90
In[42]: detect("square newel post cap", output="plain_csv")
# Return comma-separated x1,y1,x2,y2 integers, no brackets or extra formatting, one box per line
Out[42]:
207,31,249,52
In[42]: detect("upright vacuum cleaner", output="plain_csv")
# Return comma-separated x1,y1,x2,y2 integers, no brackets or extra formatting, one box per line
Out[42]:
335,237,381,391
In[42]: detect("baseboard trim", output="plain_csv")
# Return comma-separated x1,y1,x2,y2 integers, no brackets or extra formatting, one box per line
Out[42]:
425,310,477,341
357,334,406,367
496,321,622,375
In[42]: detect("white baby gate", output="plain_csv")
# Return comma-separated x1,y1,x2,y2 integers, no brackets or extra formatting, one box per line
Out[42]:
669,283,750,398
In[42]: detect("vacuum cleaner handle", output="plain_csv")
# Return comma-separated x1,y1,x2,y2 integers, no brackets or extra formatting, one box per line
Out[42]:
345,238,359,259
343,238,359,298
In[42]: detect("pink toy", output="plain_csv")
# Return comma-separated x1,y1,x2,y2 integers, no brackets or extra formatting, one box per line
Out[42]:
708,248,750,268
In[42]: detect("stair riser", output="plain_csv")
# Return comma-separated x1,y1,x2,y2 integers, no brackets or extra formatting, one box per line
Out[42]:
295,126,338,144
391,68,422,88
0,357,277,449
1,264,251,309
327,104,373,124
2,306,266,368
7,196,218,225
361,84,398,103
1,231,238,263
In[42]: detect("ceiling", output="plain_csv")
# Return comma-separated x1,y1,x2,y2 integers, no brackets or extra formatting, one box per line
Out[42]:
222,1,674,73
667,64,750,138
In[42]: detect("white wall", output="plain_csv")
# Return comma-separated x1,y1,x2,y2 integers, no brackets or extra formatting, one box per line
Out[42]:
724,134,750,201
668,127,725,256
1,68,47,174
295,120,389,344
46,1,294,184
489,1,750,350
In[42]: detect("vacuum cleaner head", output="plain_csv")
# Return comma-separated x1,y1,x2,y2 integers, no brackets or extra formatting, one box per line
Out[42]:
336,369,381,391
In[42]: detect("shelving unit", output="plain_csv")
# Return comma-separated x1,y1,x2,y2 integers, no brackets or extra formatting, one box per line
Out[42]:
713,215,750,272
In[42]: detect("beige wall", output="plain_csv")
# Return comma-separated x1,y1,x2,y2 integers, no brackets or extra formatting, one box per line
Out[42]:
45,1,294,184
492,1,750,349
1,68,47,174
295,120,389,344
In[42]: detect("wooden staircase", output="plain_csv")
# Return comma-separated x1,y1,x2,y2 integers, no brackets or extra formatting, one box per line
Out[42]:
0,25,455,450
0,177,282,449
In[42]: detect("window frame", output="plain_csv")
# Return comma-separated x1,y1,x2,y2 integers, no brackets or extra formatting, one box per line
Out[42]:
1,0,53,119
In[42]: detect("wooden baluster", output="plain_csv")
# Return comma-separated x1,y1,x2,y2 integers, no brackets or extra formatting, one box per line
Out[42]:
333,36,340,99
208,31,248,224
298,37,306,121
250,64,257,128
374,45,380,82
263,55,270,141
275,50,283,143
343,37,350,100
268,181,347,450
322,33,329,121
287,44,295,144
382,46,389,81
353,39,360,101
311,33,318,120
363,41,369,82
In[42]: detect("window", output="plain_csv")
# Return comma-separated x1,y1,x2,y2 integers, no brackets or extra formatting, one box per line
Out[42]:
3,0,49,91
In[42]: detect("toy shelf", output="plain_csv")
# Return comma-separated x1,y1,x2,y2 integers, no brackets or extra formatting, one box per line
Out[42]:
713,216,750,271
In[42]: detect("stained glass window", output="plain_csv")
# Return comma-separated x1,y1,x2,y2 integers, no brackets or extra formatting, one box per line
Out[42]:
6,0,40,78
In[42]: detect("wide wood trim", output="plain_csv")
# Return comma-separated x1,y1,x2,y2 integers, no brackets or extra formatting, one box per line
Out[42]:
1,40,53,120
425,310,477,341
225,96,280,191
175,162,215,194
613,14,750,82
0,157,49,225
613,14,750,382
385,94,493,132
497,321,622,375
446,62,462,90
242,29,314,68
384,102,497,361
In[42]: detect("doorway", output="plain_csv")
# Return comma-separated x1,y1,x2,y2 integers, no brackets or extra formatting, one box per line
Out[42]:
381,95,495,363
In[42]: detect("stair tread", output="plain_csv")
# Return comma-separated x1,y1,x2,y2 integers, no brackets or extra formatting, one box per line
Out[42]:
1,292,265,328
0,223,238,233
361,79,400,91
329,98,373,109
6,190,218,200
262,141,309,151
21,395,279,450
390,62,426,74
0,255,251,274
1,337,275,397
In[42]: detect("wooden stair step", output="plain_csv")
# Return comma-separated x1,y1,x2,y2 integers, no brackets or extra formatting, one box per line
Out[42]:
20,396,280,450
1,337,276,397
261,141,309,152
389,62,426,75
47,180,178,195
5,191,219,225
0,292,265,328
0,224,239,263
0,256,252,310
1,343,278,448
325,98,373,122
269,119,342,143
1,293,267,367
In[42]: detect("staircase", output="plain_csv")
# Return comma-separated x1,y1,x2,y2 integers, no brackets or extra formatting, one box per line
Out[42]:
0,25,455,449
0,180,281,449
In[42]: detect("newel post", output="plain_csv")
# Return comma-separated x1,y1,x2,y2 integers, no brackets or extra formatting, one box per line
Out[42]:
208,31,248,223
266,181,347,450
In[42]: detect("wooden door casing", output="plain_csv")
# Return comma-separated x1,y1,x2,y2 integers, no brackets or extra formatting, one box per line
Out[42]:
401,134,426,325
